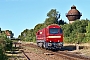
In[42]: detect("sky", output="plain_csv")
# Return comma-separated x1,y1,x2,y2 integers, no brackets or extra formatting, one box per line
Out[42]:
0,0,90,38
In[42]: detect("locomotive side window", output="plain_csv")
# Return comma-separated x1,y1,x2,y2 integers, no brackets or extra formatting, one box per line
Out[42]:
49,28,59,34
60,28,62,34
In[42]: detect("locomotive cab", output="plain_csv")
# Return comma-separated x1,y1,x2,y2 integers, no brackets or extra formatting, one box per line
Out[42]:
45,25,63,49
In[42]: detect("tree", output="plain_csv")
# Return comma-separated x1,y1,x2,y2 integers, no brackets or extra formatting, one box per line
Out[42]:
44,9,60,27
18,29,35,42
61,24,73,37
47,9,60,19
86,21,90,42
58,19,67,25
61,19,89,43
0,30,12,60
18,29,27,41
71,19,89,33
34,23,44,35
26,29,34,42
18,9,62,42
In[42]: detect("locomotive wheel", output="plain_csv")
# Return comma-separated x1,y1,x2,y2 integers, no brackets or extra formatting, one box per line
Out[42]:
37,43,39,47
42,43,46,49
38,43,43,47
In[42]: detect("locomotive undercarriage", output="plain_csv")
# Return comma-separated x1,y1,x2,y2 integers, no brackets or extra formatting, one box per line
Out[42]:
37,40,63,50
45,42,63,50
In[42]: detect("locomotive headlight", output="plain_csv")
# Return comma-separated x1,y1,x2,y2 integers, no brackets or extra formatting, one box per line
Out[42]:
58,40,60,42
48,43,52,46
50,40,51,42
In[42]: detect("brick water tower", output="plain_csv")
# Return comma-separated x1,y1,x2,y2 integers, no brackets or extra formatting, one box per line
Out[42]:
66,5,82,23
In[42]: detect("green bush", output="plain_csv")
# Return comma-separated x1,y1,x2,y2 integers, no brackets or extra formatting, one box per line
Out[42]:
5,38,13,51
0,45,8,60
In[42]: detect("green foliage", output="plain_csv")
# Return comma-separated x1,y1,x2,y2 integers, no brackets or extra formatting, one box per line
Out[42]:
34,23,44,35
19,23,44,42
47,9,59,18
0,31,11,60
19,9,65,43
58,19,67,25
32,36,36,43
0,45,7,60
44,17,57,27
44,9,60,27
64,37,72,43
75,33,85,44
62,19,90,44
71,20,89,33
5,38,12,51
61,24,73,37
18,8,90,44
86,21,90,42
18,28,36,42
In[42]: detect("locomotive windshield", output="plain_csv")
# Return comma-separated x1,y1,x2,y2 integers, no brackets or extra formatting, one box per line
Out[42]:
49,28,59,34
60,28,63,34
49,28,63,34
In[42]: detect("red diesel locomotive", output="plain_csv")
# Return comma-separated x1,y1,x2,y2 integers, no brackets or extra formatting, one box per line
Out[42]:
36,24,63,49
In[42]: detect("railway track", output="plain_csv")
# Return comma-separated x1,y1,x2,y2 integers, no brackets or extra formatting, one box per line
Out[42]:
21,43,64,60
21,42,90,60
49,51,90,60
21,50,30,60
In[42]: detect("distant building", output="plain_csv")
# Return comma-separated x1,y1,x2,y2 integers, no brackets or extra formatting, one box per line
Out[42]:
66,5,82,24
5,30,14,38
0,28,14,38
5,30,11,38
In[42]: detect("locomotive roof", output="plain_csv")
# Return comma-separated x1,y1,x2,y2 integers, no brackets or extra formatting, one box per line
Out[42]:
47,24,60,27
36,24,61,33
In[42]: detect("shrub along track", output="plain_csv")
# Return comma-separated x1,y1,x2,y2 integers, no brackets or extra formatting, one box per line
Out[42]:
21,43,90,60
